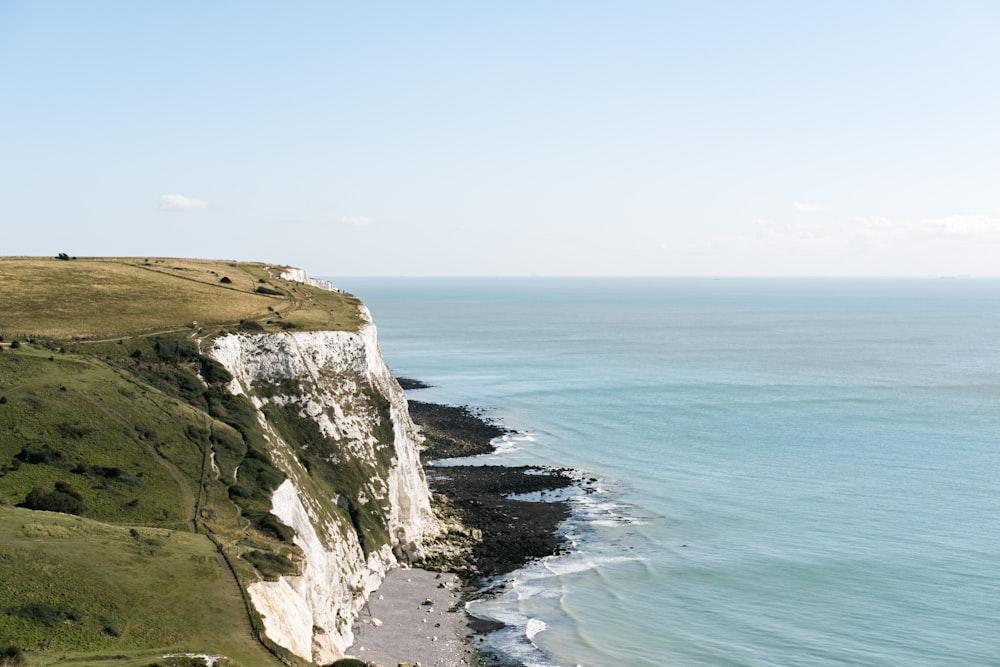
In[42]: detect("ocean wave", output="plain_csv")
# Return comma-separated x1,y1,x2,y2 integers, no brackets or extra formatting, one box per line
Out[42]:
491,430,539,453
541,553,645,579
569,483,650,528
466,600,561,667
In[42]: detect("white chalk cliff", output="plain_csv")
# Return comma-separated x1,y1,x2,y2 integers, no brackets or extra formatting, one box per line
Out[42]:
277,266,340,293
209,278,440,663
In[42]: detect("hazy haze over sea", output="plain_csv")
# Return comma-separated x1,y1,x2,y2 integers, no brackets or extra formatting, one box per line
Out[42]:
337,277,1000,667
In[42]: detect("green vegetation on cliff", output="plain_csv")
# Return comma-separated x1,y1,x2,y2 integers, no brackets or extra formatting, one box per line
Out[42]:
0,257,370,666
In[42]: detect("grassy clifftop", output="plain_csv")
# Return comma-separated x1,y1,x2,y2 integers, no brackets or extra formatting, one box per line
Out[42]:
0,256,363,339
0,257,365,667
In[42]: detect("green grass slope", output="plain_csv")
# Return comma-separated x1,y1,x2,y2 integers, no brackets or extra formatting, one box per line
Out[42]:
0,346,200,528
0,507,262,666
0,257,366,666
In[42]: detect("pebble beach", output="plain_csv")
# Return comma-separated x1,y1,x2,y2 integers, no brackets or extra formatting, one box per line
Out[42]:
350,568,474,666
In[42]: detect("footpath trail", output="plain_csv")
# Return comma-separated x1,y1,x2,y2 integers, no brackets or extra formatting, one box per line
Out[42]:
80,374,200,528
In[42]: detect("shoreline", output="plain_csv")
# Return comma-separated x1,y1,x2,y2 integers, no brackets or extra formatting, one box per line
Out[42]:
347,380,579,666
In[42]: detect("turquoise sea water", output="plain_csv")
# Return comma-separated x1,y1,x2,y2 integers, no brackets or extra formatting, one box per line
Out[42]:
333,278,1000,667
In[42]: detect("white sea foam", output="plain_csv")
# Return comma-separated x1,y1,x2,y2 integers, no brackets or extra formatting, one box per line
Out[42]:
571,486,648,527
469,615,559,667
526,617,548,640
512,572,562,600
541,553,643,578
492,430,537,453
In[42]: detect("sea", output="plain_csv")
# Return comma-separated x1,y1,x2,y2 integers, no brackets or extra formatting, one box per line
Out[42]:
330,277,1000,667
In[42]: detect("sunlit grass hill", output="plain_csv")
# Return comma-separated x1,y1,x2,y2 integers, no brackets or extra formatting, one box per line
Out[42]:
0,256,362,340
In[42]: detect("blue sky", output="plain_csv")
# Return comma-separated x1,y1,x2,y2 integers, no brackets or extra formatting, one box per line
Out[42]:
2,1,998,276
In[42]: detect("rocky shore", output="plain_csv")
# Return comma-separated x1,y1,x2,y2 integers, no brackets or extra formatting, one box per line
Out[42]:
407,398,574,581
401,381,578,666
406,399,507,459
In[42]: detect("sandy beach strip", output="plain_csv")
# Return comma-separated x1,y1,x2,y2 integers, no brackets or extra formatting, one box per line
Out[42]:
348,567,475,666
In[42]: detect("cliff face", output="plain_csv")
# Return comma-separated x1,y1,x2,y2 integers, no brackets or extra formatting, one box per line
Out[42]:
210,307,440,662
277,267,340,293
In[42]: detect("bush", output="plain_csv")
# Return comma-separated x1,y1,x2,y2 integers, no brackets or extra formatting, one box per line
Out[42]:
167,368,205,401
248,511,295,543
8,341,19,350
0,645,24,666
204,388,263,445
6,602,81,627
237,455,284,499
98,613,124,637
227,484,251,499
243,549,296,580
56,422,94,439
54,480,83,500
200,357,233,384
87,466,142,487
15,445,64,464
153,337,200,362
19,485,86,515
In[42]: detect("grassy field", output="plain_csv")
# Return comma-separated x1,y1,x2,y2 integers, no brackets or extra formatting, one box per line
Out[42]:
0,257,369,665
0,506,282,666
0,257,363,340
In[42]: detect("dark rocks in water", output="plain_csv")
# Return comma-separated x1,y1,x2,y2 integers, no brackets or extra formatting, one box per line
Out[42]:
466,615,505,634
396,377,432,390
409,400,508,460
426,465,573,581
412,400,573,580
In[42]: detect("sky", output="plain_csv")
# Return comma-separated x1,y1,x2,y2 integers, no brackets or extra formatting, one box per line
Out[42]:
2,1,999,277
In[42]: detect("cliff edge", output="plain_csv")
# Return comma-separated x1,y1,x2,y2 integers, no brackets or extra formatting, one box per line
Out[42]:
210,310,441,661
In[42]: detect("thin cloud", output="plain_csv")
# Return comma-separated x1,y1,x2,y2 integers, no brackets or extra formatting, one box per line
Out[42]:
854,214,1000,243
920,214,1000,241
341,215,372,227
792,201,828,212
159,194,208,211
756,220,841,247
663,211,1000,266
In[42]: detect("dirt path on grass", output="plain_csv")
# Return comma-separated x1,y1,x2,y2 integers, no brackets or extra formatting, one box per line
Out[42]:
82,371,201,528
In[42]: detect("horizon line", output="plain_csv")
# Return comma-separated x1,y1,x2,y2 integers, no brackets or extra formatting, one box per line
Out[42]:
321,274,997,280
